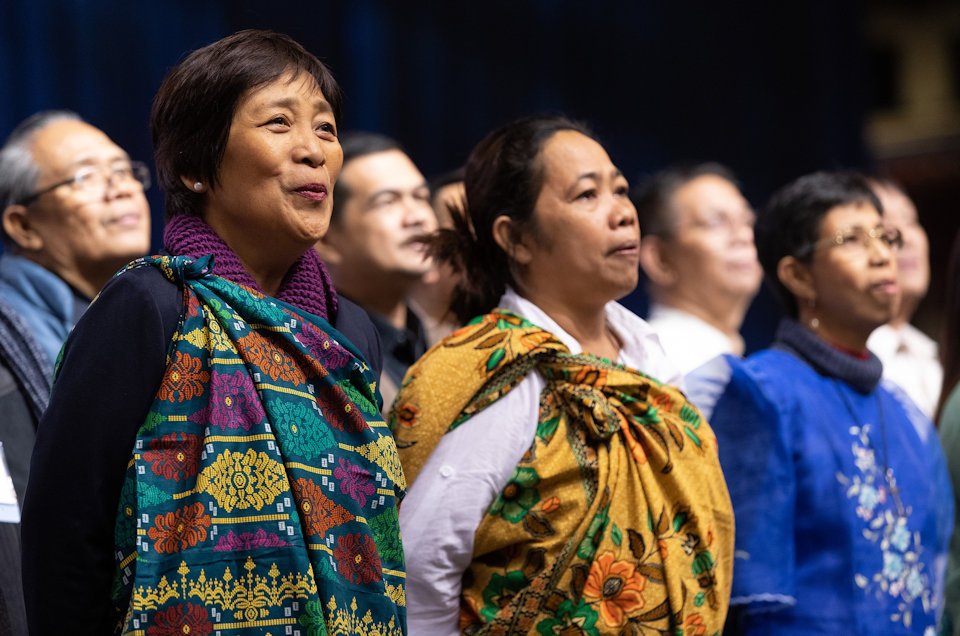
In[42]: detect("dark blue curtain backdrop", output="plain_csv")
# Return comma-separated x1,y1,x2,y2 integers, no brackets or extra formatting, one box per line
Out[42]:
0,0,872,350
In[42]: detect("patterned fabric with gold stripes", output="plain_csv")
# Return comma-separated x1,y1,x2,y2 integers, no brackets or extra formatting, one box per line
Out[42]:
110,255,406,636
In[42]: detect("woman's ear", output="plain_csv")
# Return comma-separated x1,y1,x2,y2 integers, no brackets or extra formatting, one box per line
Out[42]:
179,175,205,193
639,236,678,287
2,204,43,251
777,255,816,303
492,215,533,266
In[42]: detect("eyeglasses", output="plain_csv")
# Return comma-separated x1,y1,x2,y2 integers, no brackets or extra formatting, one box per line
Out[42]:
803,225,904,257
17,160,151,206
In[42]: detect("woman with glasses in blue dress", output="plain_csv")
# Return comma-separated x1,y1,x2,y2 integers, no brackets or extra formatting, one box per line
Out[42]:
687,171,953,635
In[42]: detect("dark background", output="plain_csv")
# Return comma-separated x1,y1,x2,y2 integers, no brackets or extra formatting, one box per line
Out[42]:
2,0,953,350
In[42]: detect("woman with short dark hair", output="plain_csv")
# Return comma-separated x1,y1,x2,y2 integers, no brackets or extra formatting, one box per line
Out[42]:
390,115,733,635
21,30,405,635
687,171,952,635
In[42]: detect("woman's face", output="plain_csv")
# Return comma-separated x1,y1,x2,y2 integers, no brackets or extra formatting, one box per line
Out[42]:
805,202,900,342
203,72,343,265
516,130,640,308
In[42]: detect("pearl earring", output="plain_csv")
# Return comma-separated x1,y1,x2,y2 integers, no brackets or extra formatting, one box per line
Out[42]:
808,298,819,329
193,182,203,192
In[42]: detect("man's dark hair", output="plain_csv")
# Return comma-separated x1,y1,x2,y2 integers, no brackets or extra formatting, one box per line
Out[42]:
630,162,737,239
757,171,882,317
151,29,342,219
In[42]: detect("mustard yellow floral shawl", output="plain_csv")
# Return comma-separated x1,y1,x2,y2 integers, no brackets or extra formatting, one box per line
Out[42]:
390,310,733,635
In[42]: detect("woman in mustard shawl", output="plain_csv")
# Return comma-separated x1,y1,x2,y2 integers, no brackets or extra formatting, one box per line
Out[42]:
390,115,733,635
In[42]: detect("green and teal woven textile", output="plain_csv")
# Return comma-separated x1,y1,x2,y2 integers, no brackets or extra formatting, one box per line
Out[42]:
111,255,405,635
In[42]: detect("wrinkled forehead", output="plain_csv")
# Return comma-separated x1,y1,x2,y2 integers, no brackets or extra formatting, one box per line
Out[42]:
30,120,126,176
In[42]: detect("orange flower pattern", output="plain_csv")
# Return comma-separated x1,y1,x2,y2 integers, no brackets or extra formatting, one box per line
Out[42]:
147,502,211,554
157,351,209,402
583,551,647,627
237,331,305,384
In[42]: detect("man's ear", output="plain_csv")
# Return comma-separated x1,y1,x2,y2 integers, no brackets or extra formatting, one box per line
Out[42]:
492,215,532,266
777,255,816,303
2,204,43,251
639,236,678,287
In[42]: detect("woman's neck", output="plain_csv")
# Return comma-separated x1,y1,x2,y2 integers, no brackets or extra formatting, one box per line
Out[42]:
797,306,871,353
518,287,618,360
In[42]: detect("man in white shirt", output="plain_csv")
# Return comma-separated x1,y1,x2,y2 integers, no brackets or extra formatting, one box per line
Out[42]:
867,178,942,419
633,164,762,373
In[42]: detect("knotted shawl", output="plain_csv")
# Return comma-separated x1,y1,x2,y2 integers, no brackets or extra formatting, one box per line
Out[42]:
390,311,733,635
111,255,406,635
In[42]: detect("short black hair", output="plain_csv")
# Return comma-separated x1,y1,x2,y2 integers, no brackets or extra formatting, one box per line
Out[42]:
630,162,737,239
151,29,342,219
757,171,882,317
330,132,403,224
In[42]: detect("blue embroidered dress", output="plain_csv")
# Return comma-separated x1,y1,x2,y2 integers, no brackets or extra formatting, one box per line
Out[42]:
687,319,953,635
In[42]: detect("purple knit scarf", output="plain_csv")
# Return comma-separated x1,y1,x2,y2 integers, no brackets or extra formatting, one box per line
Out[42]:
163,214,338,320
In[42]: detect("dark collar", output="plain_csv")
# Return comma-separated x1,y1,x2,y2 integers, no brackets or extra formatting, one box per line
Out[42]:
367,307,428,361
773,318,883,394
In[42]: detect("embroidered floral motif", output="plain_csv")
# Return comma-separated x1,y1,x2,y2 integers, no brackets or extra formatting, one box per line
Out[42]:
480,570,528,622
583,551,647,627
333,533,382,584
291,477,354,536
147,502,211,554
200,370,264,431
195,449,288,512
238,331,306,384
319,383,368,433
333,458,376,507
146,603,213,636
298,323,353,369
271,399,335,460
213,529,289,552
143,432,202,481
157,351,209,402
298,598,327,636
534,597,599,636
840,423,933,628
490,466,540,523
368,506,404,564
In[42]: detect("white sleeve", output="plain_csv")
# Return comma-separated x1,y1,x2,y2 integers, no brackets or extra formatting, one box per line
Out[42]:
399,373,542,636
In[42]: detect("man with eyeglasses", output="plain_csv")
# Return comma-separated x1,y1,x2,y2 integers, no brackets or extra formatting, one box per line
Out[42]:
0,110,149,634
632,163,763,374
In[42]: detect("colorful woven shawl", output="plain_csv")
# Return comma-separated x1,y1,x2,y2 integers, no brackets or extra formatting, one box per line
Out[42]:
111,255,406,635
390,311,733,635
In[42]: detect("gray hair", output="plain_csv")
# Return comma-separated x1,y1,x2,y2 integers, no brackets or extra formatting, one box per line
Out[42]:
0,110,83,246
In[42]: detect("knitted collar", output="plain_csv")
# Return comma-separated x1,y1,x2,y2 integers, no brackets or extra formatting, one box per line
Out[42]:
773,318,882,394
163,213,337,320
